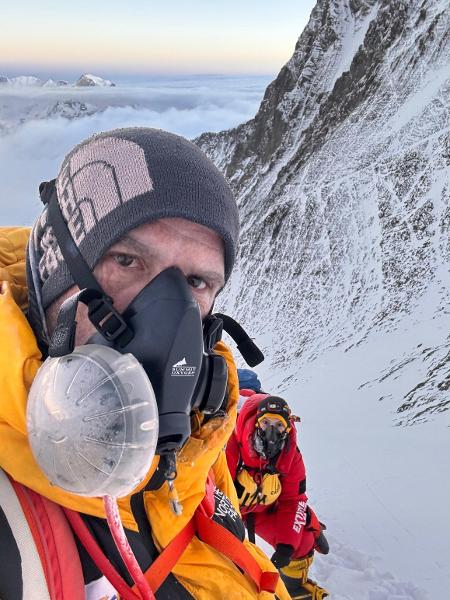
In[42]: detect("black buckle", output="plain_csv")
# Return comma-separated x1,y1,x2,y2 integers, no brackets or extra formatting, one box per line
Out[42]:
87,295,132,344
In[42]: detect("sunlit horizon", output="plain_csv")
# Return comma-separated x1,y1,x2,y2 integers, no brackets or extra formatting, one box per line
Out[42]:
1,0,316,78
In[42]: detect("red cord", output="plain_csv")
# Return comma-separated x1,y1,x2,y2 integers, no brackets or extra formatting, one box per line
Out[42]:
104,496,155,600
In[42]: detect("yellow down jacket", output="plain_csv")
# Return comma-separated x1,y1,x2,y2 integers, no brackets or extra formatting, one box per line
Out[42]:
0,226,290,600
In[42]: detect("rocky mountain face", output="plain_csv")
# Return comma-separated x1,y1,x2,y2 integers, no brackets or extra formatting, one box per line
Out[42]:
74,74,116,87
197,0,450,425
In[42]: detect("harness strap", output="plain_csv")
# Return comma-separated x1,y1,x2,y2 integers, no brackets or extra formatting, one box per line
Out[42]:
10,481,54,595
246,512,256,545
64,506,195,597
7,477,84,600
194,510,278,594
63,508,141,600
65,494,279,597
138,519,196,592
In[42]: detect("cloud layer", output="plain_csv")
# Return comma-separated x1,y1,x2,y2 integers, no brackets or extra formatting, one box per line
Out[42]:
0,76,269,225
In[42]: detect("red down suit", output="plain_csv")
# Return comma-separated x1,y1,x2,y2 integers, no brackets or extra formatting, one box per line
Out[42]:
226,392,315,559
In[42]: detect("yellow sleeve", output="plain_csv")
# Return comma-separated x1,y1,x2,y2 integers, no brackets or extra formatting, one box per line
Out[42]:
0,227,31,311
210,339,241,511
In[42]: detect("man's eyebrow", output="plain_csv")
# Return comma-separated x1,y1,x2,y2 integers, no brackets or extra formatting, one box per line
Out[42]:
114,234,159,259
112,235,225,288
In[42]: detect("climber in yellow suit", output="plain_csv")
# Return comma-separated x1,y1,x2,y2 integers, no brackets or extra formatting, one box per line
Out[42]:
0,128,291,599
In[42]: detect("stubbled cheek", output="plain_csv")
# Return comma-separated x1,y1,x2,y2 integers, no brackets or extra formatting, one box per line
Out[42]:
95,262,124,291
194,294,215,319
95,263,142,312
74,302,96,346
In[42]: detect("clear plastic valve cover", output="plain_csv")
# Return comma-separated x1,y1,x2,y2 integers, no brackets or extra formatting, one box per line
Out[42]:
27,345,159,498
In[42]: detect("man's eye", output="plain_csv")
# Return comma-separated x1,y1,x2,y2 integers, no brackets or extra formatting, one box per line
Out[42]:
114,254,136,267
187,275,207,290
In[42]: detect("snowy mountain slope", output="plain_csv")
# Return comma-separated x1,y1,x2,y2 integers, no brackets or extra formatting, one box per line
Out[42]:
0,74,117,131
196,0,450,596
267,322,449,598
0,73,114,88
4,75,45,87
74,73,116,87
197,0,450,426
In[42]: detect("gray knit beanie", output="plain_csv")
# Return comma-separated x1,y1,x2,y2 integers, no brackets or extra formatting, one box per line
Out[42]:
31,127,239,310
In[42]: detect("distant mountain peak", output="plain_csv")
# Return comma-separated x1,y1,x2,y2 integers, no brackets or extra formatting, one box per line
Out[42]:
0,75,45,87
74,74,116,87
0,74,115,88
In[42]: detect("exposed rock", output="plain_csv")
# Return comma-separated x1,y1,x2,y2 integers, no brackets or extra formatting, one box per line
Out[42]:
43,79,69,88
196,0,450,424
45,100,98,119
75,73,116,87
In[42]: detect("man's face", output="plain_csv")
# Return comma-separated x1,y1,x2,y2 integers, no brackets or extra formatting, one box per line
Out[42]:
46,217,225,345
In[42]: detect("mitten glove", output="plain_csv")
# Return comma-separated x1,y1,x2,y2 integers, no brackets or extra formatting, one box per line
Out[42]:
271,544,294,569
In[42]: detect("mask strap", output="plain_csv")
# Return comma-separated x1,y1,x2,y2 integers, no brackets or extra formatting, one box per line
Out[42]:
42,180,104,294
202,314,223,349
213,313,264,366
48,288,134,357
48,291,80,356
27,223,51,348
42,180,133,351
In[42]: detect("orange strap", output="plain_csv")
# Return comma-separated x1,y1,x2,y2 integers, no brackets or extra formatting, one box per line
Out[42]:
66,490,278,596
64,508,141,600
139,496,278,595
194,510,278,594
139,519,196,592
10,480,85,600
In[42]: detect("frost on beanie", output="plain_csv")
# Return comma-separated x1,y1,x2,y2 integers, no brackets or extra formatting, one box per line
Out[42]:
31,127,239,310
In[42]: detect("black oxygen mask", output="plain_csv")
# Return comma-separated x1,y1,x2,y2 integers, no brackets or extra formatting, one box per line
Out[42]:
254,426,287,460
88,267,216,454
49,267,229,455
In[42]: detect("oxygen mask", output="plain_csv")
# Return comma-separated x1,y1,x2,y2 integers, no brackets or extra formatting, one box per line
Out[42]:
254,416,289,460
47,267,228,455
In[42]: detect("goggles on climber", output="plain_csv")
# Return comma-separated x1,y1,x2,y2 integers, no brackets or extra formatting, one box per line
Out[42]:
257,414,289,432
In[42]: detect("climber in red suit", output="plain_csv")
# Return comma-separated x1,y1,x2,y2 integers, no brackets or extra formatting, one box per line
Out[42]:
226,390,329,599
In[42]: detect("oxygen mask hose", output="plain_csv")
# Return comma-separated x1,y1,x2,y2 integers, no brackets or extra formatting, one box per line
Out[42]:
104,495,155,600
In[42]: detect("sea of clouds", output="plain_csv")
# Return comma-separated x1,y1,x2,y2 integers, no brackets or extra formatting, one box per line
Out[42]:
0,75,270,225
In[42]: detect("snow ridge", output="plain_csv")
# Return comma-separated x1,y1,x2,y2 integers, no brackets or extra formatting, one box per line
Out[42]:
0,73,115,88
197,0,450,426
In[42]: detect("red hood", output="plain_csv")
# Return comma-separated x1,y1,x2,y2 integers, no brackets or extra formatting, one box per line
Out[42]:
236,391,298,473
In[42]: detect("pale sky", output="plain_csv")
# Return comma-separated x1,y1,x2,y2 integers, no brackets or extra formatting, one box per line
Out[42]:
1,0,317,77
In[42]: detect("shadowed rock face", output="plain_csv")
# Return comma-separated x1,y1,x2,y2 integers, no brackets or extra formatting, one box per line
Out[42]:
196,0,450,425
